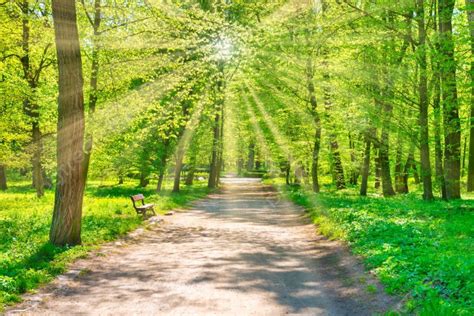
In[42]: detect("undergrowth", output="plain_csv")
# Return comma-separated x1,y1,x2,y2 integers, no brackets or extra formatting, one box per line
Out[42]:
268,179,474,315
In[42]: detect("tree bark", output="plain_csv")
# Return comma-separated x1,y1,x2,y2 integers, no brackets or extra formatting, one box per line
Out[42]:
31,117,44,197
139,172,149,188
439,0,461,199
156,172,165,192
208,109,220,189
208,62,224,189
374,145,381,189
432,3,447,199
417,0,434,200
247,142,255,171
349,133,359,185
379,98,396,196
172,147,186,193
360,134,371,196
323,74,345,190
50,0,86,246
20,2,45,198
394,126,407,193
83,0,101,182
0,165,7,191
466,0,474,191
307,59,322,192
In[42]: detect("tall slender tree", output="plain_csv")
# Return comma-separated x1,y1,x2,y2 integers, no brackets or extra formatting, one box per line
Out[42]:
439,0,461,199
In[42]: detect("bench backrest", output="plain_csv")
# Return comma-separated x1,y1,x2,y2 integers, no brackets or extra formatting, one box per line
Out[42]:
131,194,145,202
130,194,145,209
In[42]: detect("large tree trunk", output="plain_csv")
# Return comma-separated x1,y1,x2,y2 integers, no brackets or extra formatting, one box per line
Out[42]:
83,0,101,182
360,134,371,196
417,0,434,200
50,0,86,246
466,0,474,191
439,0,461,199
0,165,7,190
307,59,322,193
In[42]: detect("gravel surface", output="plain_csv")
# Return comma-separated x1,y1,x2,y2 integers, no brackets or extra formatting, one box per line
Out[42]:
7,178,399,315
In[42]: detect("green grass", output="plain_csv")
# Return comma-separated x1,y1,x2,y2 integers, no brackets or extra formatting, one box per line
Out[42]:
267,178,474,315
0,179,209,310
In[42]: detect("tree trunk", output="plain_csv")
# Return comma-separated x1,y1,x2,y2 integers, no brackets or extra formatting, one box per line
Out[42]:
285,161,291,185
50,0,86,246
139,172,149,188
31,119,44,197
208,61,224,189
374,145,381,189
83,0,101,183
417,0,434,200
185,154,196,185
307,59,322,193
20,2,44,198
466,0,474,191
172,148,186,193
394,127,406,193
377,94,396,197
156,172,165,192
360,134,371,196
379,127,396,196
156,152,168,192
432,5,448,199
208,109,220,189
439,0,461,199
323,73,345,190
349,133,359,185
247,142,255,171
330,139,346,190
0,165,7,190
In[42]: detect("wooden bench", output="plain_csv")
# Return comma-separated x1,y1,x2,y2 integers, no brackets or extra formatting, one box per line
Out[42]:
130,194,156,217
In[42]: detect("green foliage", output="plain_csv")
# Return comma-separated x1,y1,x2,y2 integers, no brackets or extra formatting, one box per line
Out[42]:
0,180,209,310
270,179,474,314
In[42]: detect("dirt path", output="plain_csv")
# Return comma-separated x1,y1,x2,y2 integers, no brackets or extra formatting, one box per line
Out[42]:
8,178,399,315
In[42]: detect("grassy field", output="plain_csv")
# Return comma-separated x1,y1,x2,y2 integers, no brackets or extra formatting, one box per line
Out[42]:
267,179,474,315
0,179,210,310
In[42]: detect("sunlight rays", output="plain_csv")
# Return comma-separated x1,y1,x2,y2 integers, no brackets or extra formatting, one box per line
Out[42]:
240,91,273,163
243,81,294,164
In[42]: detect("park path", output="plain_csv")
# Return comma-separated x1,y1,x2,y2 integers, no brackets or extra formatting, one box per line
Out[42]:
8,178,398,315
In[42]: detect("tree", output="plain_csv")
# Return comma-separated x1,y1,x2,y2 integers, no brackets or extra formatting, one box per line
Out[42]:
466,0,474,192
49,0,86,246
439,0,461,199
